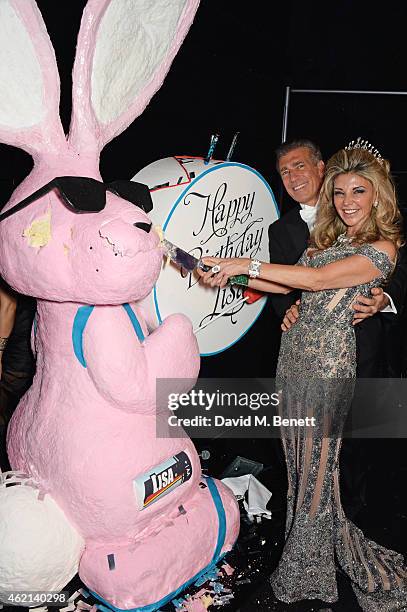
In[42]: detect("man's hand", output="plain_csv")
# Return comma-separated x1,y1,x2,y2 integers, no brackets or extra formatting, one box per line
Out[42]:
281,300,300,332
352,287,389,325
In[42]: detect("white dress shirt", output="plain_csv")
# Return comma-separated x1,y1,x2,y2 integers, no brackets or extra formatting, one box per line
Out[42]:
299,203,318,231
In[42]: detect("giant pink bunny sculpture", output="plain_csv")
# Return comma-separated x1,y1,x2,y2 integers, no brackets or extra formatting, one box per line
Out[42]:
0,1,240,609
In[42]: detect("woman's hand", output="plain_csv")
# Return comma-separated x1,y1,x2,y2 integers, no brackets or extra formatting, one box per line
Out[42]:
197,257,250,288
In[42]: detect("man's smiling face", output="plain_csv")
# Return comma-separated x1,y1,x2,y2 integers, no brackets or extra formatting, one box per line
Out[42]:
278,146,325,206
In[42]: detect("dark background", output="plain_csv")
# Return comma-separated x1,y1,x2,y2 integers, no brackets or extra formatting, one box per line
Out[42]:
0,0,406,379
3,1,407,199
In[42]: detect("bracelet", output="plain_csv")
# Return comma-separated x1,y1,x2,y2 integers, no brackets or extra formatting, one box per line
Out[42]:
229,274,249,286
248,259,262,279
0,337,9,351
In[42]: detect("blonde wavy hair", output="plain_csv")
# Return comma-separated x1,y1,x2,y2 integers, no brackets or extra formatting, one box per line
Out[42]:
313,148,403,251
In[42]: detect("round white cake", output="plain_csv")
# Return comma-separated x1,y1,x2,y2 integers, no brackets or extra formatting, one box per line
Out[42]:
134,156,279,355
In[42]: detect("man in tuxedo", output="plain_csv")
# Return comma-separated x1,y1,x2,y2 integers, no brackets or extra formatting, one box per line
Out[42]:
268,139,407,519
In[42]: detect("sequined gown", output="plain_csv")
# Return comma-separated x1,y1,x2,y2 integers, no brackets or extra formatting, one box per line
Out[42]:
270,238,407,611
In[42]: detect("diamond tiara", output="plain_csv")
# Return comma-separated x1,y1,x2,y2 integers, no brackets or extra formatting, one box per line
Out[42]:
344,137,384,165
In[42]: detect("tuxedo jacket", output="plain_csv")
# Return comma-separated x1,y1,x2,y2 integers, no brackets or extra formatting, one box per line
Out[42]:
268,206,407,377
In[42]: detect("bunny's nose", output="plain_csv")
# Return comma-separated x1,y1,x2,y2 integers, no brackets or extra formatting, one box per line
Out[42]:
133,222,152,233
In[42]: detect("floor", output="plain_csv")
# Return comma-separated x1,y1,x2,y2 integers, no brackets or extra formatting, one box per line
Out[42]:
2,438,406,612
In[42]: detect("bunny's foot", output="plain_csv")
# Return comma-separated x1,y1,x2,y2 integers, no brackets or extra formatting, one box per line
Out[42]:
79,478,239,610
0,473,84,595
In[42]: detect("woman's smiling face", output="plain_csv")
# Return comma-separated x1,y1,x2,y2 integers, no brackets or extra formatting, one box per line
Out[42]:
333,173,375,235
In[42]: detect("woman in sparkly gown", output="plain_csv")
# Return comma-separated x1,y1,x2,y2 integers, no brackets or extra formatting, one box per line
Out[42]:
198,145,407,610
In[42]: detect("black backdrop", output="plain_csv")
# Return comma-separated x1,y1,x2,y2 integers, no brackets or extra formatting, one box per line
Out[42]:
1,0,407,379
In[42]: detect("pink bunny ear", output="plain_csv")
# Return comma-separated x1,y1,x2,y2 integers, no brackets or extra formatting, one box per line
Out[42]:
0,0,65,155
69,0,200,154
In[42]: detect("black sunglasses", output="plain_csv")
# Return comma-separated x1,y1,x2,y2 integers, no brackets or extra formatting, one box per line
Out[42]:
0,176,154,223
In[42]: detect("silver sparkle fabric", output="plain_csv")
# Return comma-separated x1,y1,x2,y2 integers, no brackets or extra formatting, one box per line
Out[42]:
271,238,407,611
